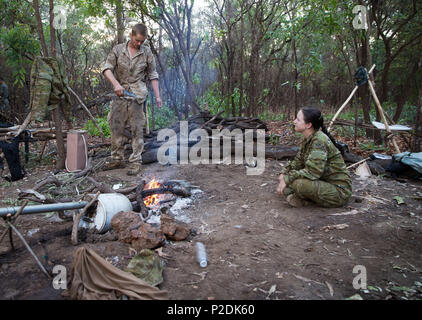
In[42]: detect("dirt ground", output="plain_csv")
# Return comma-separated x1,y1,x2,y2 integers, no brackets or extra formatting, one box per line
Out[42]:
0,156,422,300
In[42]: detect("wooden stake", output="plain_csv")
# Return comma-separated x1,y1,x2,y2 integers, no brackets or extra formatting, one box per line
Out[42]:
38,140,48,162
71,191,100,245
367,80,401,154
6,221,51,278
346,157,371,170
328,64,376,132
52,108,66,169
67,86,105,139
0,200,29,244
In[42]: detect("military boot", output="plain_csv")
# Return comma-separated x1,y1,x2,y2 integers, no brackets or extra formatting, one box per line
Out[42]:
127,162,143,176
286,194,312,208
102,159,126,171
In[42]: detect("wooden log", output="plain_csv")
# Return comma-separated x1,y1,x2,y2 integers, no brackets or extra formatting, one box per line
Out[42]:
87,177,115,194
34,176,63,191
141,186,191,198
201,111,224,129
115,185,139,195
135,181,149,217
265,145,299,160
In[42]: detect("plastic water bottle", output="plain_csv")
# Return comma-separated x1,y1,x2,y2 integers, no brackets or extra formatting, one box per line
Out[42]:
195,242,207,268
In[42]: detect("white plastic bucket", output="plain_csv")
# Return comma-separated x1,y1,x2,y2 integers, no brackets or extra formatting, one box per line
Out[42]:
93,193,133,233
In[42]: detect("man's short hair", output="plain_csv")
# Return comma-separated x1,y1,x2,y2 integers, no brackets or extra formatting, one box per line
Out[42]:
131,23,148,37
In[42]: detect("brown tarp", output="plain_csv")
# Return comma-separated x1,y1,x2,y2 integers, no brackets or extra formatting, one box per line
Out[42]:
62,247,169,300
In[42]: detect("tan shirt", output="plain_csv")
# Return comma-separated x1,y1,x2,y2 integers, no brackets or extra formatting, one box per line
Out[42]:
102,41,159,102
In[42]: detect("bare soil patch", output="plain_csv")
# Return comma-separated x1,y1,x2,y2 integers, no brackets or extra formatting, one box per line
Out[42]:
1,158,421,300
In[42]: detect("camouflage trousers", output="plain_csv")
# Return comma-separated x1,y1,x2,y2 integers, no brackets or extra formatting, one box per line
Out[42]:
108,99,145,163
284,178,351,208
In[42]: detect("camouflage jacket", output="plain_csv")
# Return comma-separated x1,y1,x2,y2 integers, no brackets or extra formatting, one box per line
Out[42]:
29,57,71,122
101,41,159,103
282,130,352,192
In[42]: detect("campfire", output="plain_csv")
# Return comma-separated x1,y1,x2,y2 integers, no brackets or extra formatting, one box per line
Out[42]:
143,178,164,208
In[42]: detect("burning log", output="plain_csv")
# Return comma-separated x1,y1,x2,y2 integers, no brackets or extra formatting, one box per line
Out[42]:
135,180,149,217
141,186,191,199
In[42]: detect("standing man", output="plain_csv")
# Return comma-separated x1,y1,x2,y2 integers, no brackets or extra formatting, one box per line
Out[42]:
0,77,10,121
102,23,162,175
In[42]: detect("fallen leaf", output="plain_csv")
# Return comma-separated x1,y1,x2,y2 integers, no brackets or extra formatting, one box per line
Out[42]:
322,224,350,232
266,285,276,299
346,294,363,300
393,196,405,205
325,281,334,297
329,210,359,216
391,286,416,293
294,274,324,285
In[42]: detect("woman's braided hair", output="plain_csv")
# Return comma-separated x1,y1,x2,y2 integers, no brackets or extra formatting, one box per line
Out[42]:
301,107,345,154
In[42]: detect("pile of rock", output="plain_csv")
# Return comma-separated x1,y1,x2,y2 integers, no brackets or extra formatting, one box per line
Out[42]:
110,211,191,251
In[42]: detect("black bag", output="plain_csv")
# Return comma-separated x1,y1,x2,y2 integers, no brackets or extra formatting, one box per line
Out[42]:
0,131,30,182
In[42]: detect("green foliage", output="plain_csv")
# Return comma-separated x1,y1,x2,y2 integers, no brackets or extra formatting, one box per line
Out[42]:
83,113,111,138
267,133,280,145
199,83,227,115
258,110,285,121
0,24,40,86
359,141,386,153
149,105,177,130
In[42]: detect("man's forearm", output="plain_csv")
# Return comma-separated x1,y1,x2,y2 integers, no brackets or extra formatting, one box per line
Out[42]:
103,69,120,88
151,79,160,98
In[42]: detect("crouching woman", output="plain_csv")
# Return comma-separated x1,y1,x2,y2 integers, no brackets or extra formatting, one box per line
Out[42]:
277,107,352,208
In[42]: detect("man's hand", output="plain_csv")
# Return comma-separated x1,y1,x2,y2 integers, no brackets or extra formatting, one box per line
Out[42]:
156,96,162,108
277,174,286,195
114,83,124,97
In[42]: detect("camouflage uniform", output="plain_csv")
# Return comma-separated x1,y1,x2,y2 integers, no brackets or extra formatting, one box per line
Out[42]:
281,130,352,207
102,41,158,164
29,57,72,124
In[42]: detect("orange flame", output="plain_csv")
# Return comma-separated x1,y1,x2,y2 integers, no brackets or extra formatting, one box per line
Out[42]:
143,178,162,208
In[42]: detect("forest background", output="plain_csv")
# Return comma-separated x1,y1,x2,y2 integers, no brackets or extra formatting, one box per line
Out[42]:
1,0,421,151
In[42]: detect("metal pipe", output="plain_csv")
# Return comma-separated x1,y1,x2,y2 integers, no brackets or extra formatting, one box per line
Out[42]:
0,201,88,218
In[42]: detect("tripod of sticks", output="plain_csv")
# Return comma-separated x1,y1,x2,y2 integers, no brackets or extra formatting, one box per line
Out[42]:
328,64,401,154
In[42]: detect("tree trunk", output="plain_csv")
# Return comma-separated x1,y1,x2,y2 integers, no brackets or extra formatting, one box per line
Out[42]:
393,60,419,123
33,0,49,57
413,37,422,152
49,0,56,57
116,2,125,44
239,7,245,116
49,0,65,170
292,38,299,121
